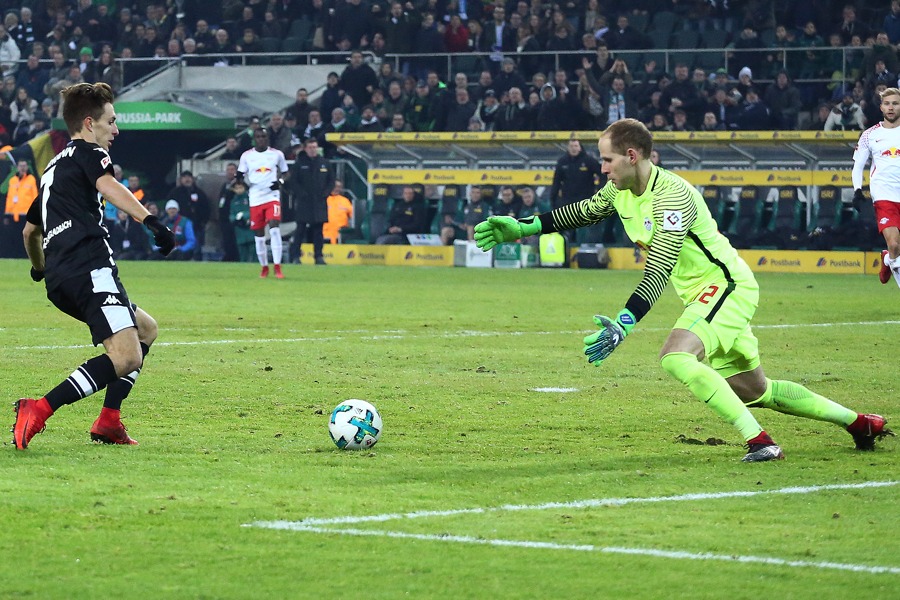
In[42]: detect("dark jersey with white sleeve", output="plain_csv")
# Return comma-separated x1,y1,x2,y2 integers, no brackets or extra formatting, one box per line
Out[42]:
37,139,117,290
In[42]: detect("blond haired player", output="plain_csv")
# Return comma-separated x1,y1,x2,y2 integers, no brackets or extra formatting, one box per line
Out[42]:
475,119,893,461
852,86,900,286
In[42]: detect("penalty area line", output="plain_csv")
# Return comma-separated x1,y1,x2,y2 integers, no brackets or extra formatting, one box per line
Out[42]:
249,524,900,576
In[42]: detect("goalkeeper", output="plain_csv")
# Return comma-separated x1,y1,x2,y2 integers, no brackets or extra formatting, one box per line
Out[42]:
474,118,893,462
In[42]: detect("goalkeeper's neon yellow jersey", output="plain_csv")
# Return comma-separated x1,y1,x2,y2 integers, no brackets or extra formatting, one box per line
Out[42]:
549,165,754,318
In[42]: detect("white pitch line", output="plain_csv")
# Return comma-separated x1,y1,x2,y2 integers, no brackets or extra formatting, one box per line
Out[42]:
9,320,900,351
251,480,898,527
254,525,900,576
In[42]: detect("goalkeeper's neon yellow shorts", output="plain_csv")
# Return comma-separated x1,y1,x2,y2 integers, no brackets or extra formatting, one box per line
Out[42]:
673,276,761,379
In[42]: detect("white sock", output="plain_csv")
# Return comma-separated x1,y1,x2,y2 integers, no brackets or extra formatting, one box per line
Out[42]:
255,236,268,266
269,227,282,265
888,255,900,289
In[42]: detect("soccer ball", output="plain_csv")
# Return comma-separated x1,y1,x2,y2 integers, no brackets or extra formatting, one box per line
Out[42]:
329,399,382,450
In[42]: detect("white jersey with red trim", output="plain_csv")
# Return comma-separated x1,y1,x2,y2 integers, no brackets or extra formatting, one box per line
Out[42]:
852,123,900,202
238,146,288,207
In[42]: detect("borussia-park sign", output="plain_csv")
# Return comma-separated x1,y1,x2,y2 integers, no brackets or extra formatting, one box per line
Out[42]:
113,102,235,130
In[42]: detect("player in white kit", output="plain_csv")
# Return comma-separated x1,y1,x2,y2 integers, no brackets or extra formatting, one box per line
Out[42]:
852,87,900,288
237,128,289,278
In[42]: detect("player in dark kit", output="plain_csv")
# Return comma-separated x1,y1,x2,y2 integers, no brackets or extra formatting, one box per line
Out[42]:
13,82,176,450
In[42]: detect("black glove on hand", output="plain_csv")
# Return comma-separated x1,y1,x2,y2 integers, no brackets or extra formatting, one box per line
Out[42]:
270,178,284,191
143,214,176,256
30,267,44,282
853,188,866,211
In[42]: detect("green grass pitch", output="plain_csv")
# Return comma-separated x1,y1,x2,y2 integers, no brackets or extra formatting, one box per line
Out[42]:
0,259,897,599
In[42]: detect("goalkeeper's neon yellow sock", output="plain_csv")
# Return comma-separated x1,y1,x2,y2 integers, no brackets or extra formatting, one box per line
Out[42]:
746,379,857,426
660,352,763,441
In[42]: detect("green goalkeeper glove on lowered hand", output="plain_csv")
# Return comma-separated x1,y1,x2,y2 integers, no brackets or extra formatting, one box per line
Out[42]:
473,216,542,251
583,309,636,366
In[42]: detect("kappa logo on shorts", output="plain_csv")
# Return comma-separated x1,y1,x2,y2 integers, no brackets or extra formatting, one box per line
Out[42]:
102,295,122,306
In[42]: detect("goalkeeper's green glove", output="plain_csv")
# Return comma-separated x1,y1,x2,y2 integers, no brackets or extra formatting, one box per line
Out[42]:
583,309,636,366
473,215,542,251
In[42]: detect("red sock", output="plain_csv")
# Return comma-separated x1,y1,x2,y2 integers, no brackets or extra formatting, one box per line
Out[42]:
846,414,866,433
98,407,121,423
747,431,775,445
35,397,54,421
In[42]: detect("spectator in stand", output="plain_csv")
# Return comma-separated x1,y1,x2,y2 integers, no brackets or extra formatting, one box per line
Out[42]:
467,18,486,54
380,1,417,63
386,112,412,132
235,28,262,53
95,50,124,93
483,5,516,75
319,72,342,123
700,111,725,131
598,74,637,128
109,208,151,260
323,180,354,244
444,86,476,131
221,136,242,160
594,57,633,91
285,88,312,127
661,63,704,127
862,82,887,127
495,86,532,131
340,50,378,108
493,185,522,218
734,66,754,100
382,81,407,123
0,24,21,78
606,14,647,51
377,62,401,93
863,32,900,85
764,71,803,130
649,112,671,132
795,20,824,80
261,10,283,40
493,57,527,98
708,88,739,130
885,0,900,45
333,0,371,50
412,13,445,79
729,25,763,76
546,25,578,78
836,3,869,45
10,87,37,134
193,19,216,54
825,92,865,130
208,28,236,65
125,175,145,203
359,104,385,132
406,79,434,132
237,115,262,153
16,55,48,103
303,108,326,145
807,101,834,130
266,112,292,155
671,109,694,132
228,177,255,262
691,67,712,102
462,186,490,241
477,89,501,131
734,88,771,130
161,199,196,260
165,170,210,259
375,184,428,244
322,107,356,158
516,26,542,81
444,14,469,53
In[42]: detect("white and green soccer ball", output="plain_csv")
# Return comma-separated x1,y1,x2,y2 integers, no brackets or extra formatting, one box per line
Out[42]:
329,399,382,450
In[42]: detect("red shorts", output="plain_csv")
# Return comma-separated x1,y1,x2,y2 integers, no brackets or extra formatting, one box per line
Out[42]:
873,200,900,234
250,201,281,231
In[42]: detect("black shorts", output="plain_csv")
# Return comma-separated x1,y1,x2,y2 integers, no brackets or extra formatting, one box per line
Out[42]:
46,267,137,346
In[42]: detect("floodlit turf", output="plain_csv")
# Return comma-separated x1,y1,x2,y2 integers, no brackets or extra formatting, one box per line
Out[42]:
0,259,897,599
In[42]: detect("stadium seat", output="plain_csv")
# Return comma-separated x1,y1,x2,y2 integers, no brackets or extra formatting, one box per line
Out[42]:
755,187,805,249
368,184,392,243
453,55,484,80
339,197,369,244
288,17,312,42
724,186,762,249
671,31,701,68
628,12,649,33
276,37,305,64
431,185,463,235
647,11,677,47
698,30,729,71
701,186,723,223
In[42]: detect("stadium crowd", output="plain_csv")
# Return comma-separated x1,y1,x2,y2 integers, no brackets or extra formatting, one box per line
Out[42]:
0,1,896,149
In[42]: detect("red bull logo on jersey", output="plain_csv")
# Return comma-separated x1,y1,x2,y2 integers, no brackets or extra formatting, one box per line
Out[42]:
256,166,273,173
880,147,900,157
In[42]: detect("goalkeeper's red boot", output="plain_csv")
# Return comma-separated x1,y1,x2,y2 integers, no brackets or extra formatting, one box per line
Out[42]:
879,250,891,284
847,414,894,451
273,264,284,279
90,410,138,445
741,431,784,462
12,398,51,450
260,266,269,278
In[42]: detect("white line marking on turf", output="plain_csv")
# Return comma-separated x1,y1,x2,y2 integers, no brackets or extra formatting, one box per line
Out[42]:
256,526,900,576
246,481,900,576
10,320,900,351
531,387,580,393
254,481,898,527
